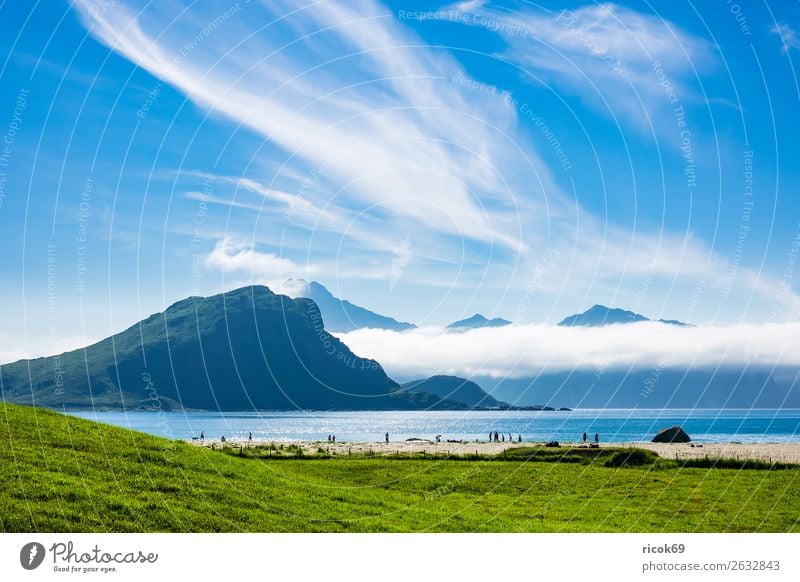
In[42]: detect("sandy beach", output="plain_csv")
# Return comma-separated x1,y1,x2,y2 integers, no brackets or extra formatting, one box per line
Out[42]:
191,438,800,464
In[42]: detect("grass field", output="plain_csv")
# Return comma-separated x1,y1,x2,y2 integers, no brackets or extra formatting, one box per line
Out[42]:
1,403,799,532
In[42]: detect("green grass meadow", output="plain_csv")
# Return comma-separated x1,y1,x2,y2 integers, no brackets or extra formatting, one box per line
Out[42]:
1,403,798,532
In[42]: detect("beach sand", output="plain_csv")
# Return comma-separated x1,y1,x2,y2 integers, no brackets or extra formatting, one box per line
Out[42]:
191,439,800,464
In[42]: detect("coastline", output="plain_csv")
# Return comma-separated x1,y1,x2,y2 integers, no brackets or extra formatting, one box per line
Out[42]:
189,439,800,464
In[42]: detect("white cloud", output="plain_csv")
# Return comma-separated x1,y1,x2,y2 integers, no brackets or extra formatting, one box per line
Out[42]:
450,2,712,132
74,0,800,321
337,322,800,379
771,23,800,53
205,238,317,286
74,0,530,253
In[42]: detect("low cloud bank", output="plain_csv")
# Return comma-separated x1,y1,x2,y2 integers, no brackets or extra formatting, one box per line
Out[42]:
337,322,800,379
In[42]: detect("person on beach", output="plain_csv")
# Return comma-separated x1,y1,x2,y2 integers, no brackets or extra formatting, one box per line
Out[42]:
200,431,204,442
221,435,226,443
594,432,599,445
332,435,336,442
385,432,389,444
509,433,512,443
248,432,252,443
583,432,588,444
518,435,522,443
489,432,492,442
501,434,505,442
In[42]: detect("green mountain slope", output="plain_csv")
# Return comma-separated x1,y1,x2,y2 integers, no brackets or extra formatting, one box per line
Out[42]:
401,375,508,409
0,286,461,411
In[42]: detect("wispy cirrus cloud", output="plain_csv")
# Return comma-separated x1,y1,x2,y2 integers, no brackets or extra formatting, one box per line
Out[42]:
74,0,800,321
74,0,531,254
449,1,714,132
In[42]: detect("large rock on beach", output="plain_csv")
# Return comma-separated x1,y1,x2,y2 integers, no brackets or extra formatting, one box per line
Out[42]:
652,426,691,443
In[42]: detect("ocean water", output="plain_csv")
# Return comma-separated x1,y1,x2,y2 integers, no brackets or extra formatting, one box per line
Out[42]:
69,408,800,444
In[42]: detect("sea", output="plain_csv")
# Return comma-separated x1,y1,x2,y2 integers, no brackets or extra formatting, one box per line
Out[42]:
68,408,800,444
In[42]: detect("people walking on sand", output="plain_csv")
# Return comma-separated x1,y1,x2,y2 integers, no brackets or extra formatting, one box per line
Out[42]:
583,432,588,445
221,435,226,443
200,431,204,442
518,435,522,443
248,432,252,443
594,432,599,445
332,434,336,442
385,432,389,444
509,433,512,443
489,431,492,442
501,434,505,443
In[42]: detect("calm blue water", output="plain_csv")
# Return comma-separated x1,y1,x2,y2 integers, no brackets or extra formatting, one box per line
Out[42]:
69,409,800,444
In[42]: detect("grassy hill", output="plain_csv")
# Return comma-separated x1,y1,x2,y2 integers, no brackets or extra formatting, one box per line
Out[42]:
1,403,799,532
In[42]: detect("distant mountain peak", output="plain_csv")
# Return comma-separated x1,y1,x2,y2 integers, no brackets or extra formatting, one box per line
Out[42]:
447,313,512,330
558,304,688,327
288,279,416,332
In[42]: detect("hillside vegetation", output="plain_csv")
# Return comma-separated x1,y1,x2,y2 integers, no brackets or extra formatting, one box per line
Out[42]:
1,403,798,532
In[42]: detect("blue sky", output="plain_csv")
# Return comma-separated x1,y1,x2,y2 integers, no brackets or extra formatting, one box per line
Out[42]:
1,0,800,359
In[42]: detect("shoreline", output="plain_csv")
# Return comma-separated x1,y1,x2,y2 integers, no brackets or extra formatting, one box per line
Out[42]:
189,439,800,464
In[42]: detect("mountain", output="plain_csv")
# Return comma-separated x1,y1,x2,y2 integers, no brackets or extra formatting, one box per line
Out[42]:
558,305,688,327
292,280,415,332
447,314,512,330
479,367,800,409
401,375,509,409
0,286,463,411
